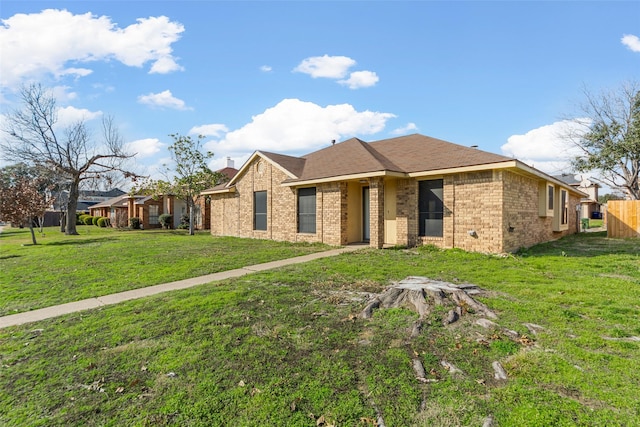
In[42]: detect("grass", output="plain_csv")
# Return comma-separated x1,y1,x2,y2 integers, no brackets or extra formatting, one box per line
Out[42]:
586,218,604,229
0,226,330,316
0,230,639,426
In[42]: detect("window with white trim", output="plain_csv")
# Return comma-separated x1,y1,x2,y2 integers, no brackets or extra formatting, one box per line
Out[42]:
552,188,570,231
539,182,555,217
560,189,568,225
149,205,159,225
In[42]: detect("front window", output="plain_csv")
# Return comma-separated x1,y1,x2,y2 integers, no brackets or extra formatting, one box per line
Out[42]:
560,189,568,225
254,191,267,230
149,205,159,225
418,179,444,237
297,187,316,233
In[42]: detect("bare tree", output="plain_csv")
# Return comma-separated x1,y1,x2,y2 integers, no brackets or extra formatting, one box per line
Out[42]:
0,84,140,234
566,81,640,200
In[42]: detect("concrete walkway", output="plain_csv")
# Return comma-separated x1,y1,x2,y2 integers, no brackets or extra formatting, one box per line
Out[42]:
0,245,366,329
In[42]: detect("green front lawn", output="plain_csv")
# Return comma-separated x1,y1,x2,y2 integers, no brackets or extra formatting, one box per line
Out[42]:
0,231,638,426
0,226,329,316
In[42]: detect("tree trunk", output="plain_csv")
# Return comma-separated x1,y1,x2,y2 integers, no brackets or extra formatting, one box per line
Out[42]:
65,178,80,235
28,222,37,245
38,215,44,233
59,211,66,233
188,198,195,236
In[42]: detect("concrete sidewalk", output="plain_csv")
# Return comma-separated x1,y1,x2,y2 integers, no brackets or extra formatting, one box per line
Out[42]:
0,245,366,329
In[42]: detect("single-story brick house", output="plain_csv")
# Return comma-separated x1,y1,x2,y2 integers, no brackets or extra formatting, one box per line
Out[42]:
90,193,210,229
203,134,585,253
90,162,238,229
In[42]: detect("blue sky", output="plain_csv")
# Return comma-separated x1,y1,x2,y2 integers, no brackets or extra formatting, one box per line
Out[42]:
1,1,638,182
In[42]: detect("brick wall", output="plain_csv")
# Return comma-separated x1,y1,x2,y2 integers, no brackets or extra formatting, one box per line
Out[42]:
395,178,413,247
398,170,580,253
501,171,580,252
210,157,348,245
369,177,385,248
450,171,504,252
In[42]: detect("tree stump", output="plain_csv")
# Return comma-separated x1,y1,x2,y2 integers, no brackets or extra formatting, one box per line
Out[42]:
359,276,496,328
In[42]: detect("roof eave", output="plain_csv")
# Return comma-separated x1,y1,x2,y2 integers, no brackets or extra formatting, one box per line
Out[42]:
407,160,519,178
511,160,588,197
281,170,404,187
201,186,236,195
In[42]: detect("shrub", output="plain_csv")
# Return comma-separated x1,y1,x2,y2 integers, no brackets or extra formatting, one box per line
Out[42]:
159,214,173,229
177,214,189,230
92,216,101,226
129,217,141,229
97,217,110,228
78,214,90,225
83,216,94,225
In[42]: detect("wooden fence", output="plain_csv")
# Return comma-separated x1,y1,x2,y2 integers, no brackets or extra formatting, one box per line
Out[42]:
607,200,640,238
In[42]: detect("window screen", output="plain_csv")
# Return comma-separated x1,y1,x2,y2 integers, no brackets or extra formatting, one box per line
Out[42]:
418,179,443,237
297,187,316,233
254,191,267,230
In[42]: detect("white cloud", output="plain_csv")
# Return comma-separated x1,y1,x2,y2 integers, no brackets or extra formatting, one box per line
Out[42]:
293,55,379,89
260,65,273,72
621,34,640,52
391,122,418,135
126,138,165,158
0,9,184,88
293,55,356,79
56,106,102,128
189,124,229,137
137,90,191,110
501,119,589,174
51,86,78,102
338,70,379,89
204,98,395,160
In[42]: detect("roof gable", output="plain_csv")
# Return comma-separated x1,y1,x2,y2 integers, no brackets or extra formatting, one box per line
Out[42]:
224,151,304,189
259,151,306,178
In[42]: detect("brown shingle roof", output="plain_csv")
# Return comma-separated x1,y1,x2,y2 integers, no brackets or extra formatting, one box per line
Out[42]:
217,167,239,180
278,134,512,183
88,195,131,209
369,134,512,173
259,151,306,178
292,138,401,181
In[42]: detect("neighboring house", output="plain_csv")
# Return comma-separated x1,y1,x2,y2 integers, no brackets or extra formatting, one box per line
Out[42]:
89,195,143,227
45,188,126,226
90,163,238,229
53,188,126,213
90,194,175,229
553,174,602,219
203,134,585,253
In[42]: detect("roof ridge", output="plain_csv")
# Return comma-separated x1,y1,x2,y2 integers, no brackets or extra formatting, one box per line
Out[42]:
356,138,402,172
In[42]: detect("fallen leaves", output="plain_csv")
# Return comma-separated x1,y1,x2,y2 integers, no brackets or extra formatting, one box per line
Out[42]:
81,377,105,393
